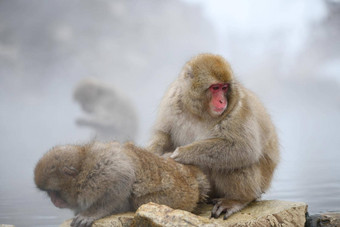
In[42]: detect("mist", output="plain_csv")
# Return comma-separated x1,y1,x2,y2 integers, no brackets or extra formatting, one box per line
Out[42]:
0,0,339,226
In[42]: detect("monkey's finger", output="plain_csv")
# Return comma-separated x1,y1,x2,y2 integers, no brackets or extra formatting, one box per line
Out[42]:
211,202,222,218
170,150,179,159
71,217,80,227
170,153,178,159
70,218,76,226
86,220,94,227
172,156,182,162
215,206,227,218
211,210,221,219
78,220,87,227
79,217,94,227
223,212,232,220
210,207,217,218
82,221,92,227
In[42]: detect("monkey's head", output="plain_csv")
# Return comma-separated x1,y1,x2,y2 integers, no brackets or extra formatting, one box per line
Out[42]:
34,145,84,210
180,53,239,119
74,78,115,113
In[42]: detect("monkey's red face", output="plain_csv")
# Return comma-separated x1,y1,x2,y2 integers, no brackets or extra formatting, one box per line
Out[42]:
208,83,228,117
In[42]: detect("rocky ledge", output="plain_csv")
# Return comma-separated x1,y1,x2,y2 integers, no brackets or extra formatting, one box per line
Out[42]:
60,200,308,227
306,212,340,227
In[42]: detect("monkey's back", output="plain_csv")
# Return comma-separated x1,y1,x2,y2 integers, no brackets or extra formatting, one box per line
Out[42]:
122,143,209,212
243,87,280,192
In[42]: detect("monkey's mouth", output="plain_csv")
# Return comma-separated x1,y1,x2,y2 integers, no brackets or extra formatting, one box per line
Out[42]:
48,191,68,209
213,107,226,114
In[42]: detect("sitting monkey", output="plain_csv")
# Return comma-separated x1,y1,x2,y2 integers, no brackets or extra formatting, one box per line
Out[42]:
34,141,209,227
148,53,280,219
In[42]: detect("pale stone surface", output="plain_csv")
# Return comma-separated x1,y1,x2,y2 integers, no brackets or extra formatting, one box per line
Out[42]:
133,202,216,227
0,225,15,227
59,213,135,227
199,200,308,226
60,200,307,227
133,200,308,227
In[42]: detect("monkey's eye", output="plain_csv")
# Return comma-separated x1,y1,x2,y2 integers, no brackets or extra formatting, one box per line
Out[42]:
211,86,220,90
222,85,228,90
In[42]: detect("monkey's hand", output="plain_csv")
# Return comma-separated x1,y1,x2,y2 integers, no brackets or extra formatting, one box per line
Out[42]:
211,198,248,220
71,214,96,227
162,152,173,158
170,147,191,164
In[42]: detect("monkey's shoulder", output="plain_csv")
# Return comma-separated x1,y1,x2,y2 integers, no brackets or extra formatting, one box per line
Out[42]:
81,143,132,176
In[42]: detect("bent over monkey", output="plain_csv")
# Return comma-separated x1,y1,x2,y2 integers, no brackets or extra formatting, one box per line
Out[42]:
34,142,209,227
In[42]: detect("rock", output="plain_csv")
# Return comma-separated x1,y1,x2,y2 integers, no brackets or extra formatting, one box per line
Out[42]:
0,225,15,227
133,200,308,227
60,200,307,227
59,213,135,227
133,202,216,227
306,212,340,227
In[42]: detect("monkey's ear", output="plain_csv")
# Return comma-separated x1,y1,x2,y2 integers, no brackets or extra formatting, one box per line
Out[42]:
62,166,79,177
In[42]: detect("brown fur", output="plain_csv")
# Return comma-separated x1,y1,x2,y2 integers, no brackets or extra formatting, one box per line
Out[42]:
148,53,280,219
34,141,209,227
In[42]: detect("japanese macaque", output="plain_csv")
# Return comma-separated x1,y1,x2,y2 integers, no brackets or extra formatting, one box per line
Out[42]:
148,53,280,219
74,78,138,142
34,141,209,227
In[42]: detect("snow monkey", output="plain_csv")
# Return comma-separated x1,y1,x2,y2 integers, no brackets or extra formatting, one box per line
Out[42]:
34,141,209,227
148,53,280,219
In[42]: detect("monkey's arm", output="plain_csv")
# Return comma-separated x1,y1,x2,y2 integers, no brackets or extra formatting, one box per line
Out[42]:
170,138,261,170
148,130,174,155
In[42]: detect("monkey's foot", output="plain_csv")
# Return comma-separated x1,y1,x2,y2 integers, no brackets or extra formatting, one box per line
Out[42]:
71,214,96,227
211,198,247,220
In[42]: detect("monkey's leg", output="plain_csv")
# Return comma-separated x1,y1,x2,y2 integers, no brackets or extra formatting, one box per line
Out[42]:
208,164,262,220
